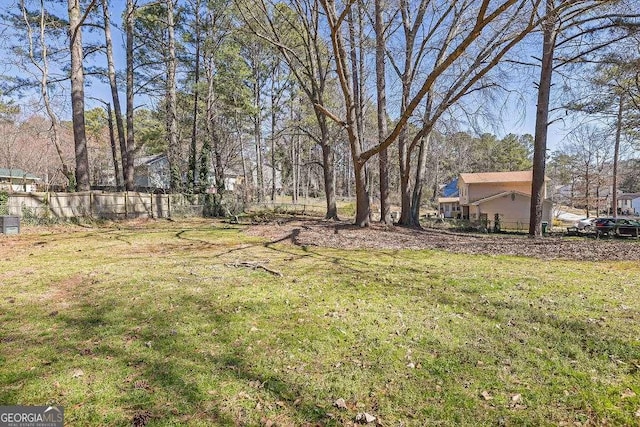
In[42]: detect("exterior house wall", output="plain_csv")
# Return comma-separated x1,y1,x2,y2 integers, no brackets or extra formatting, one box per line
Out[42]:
473,193,531,227
134,156,170,189
473,193,552,229
440,202,460,218
3,183,38,192
467,182,532,202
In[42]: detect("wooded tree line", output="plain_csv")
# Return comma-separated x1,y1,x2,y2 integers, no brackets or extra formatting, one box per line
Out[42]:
0,0,639,235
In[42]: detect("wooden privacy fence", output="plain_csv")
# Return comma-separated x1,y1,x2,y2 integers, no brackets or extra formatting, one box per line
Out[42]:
5,192,203,220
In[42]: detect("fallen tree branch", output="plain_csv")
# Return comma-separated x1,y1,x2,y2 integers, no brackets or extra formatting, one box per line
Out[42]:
226,261,283,277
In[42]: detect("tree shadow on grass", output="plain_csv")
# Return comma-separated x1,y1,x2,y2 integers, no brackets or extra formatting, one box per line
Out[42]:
5,284,344,426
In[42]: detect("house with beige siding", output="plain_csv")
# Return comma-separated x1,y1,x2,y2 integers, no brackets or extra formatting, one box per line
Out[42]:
457,170,552,229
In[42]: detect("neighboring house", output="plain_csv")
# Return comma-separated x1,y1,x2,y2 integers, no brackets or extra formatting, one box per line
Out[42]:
134,155,170,189
617,193,640,215
0,168,41,192
438,197,461,218
205,170,244,192
437,178,461,218
438,171,552,228
458,170,552,228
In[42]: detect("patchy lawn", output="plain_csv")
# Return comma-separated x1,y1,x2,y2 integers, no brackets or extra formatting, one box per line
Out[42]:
0,218,639,426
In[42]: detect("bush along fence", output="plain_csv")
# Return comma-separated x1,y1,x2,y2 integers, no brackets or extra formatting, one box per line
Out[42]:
2,191,244,222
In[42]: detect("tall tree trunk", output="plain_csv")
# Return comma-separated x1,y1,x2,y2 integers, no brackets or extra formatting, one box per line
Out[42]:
612,94,623,218
290,95,298,204
125,0,135,190
270,72,277,202
410,91,434,225
189,0,202,193
21,0,74,188
106,103,121,189
319,124,339,219
254,66,265,202
585,163,591,218
166,0,181,192
102,0,126,190
354,160,369,226
529,0,557,237
411,131,431,224
68,0,91,191
375,0,391,225
347,5,369,225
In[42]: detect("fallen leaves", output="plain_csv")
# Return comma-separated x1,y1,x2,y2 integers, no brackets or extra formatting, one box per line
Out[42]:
621,388,636,399
243,219,640,261
355,412,376,424
480,391,493,401
334,398,348,410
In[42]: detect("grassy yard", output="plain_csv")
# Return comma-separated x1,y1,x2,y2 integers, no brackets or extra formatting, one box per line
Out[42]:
0,219,639,426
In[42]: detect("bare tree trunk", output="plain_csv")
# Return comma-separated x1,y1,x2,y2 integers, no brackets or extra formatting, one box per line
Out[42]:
612,94,623,218
375,0,391,224
343,3,369,226
270,71,277,202
189,0,202,193
320,129,339,219
291,139,298,203
529,0,557,237
21,0,74,188
125,0,135,190
106,103,121,189
353,160,370,226
410,91,434,225
68,0,92,191
166,0,181,192
102,0,126,190
585,163,591,218
411,131,431,224
253,65,265,202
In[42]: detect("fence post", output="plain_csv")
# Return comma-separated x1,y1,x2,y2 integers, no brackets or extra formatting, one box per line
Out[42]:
124,191,128,219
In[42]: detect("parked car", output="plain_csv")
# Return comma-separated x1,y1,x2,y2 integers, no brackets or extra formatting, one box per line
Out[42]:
594,218,640,236
574,217,596,231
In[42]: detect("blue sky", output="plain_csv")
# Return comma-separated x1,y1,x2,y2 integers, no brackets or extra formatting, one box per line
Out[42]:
0,0,568,150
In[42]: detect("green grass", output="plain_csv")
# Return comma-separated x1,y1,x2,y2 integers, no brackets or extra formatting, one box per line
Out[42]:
1,218,639,426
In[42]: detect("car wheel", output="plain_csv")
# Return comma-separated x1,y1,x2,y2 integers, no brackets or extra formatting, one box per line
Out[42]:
583,225,591,232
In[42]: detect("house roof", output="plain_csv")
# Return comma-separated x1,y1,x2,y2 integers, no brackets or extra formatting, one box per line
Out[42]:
618,193,640,200
134,154,167,167
459,170,546,184
0,168,41,180
441,178,459,197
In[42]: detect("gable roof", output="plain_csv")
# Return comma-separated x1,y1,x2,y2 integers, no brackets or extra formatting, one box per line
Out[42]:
134,154,168,167
0,168,41,180
459,171,534,184
618,193,640,201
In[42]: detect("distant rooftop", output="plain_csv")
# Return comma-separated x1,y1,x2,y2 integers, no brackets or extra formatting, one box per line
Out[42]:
0,168,41,180
459,170,539,184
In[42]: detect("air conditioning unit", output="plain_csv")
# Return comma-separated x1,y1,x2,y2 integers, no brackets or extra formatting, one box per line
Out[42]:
0,215,20,235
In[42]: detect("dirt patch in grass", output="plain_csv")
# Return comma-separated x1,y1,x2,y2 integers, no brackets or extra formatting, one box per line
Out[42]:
244,218,640,261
